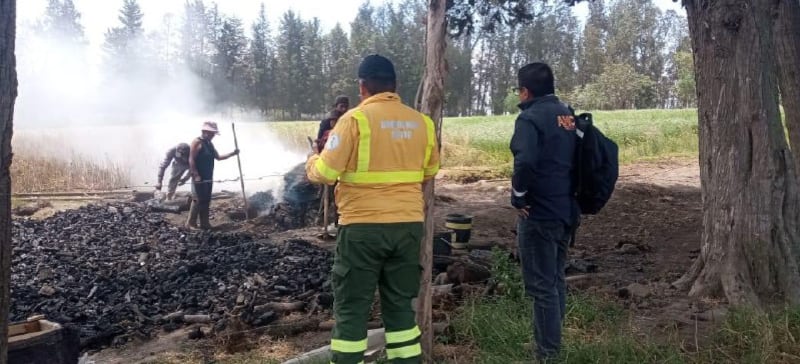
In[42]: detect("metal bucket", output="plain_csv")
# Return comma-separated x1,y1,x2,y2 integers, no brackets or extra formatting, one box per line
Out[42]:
445,214,473,250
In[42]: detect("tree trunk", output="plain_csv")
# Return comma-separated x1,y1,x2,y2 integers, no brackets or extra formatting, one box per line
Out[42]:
0,1,16,362
416,0,447,361
673,0,800,306
774,0,800,171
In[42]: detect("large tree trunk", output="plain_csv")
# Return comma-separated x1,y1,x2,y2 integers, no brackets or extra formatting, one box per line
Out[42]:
673,0,800,306
774,0,800,170
416,0,447,361
0,1,16,362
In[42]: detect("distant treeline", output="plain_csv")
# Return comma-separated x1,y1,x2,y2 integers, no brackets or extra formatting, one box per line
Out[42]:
32,0,694,120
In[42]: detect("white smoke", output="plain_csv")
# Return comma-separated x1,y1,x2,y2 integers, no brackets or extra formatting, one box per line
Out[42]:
14,20,305,195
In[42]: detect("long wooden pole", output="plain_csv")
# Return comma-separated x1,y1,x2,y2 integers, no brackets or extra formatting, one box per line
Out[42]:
323,185,330,238
0,1,16,363
231,123,249,219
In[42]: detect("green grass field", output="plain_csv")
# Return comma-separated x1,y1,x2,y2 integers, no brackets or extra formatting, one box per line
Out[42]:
267,109,700,178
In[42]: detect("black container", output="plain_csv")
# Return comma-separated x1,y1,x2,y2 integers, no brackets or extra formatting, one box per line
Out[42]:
433,232,453,271
445,213,473,250
433,232,452,256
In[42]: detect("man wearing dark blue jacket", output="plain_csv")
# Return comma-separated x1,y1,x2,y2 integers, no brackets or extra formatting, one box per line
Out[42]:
509,62,579,362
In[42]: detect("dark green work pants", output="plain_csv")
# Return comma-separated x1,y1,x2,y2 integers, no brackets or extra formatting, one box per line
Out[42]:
330,222,424,364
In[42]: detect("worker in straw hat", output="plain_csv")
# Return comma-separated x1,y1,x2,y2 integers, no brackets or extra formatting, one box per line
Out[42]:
187,121,240,230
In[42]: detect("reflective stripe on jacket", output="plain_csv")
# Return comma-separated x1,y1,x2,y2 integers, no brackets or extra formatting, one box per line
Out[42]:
306,92,440,224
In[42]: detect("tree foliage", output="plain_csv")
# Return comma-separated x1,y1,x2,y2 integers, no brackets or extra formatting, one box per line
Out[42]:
33,0,694,119
103,0,145,73
40,0,84,45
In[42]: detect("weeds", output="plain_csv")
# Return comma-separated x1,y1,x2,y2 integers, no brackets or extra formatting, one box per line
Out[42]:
693,307,800,364
453,250,681,363
453,252,800,364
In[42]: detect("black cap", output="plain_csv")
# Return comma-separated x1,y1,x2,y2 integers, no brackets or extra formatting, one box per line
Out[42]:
334,95,349,106
358,54,396,81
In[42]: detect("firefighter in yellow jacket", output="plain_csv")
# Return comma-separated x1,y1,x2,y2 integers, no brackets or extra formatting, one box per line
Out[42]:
306,54,440,364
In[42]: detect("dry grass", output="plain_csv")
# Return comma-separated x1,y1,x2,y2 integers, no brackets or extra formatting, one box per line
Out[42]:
11,134,130,193
141,339,306,364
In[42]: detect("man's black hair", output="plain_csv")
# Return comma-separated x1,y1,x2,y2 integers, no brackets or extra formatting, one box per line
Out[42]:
358,54,397,95
361,78,396,95
518,62,555,97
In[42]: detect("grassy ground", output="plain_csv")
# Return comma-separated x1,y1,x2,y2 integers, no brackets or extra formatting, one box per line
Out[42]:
451,250,800,364
267,109,699,178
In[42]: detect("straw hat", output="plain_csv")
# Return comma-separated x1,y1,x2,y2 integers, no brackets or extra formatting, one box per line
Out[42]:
201,121,220,135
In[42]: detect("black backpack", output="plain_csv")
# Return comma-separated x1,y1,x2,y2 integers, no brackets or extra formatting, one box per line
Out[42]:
573,112,619,215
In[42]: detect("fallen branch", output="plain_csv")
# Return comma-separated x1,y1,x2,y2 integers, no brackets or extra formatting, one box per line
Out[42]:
183,315,212,324
254,302,305,313
161,311,184,321
565,273,613,283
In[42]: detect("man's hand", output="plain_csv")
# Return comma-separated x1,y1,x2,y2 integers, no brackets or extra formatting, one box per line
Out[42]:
511,192,529,218
233,149,240,155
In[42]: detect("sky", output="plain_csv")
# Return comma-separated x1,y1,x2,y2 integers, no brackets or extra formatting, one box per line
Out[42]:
17,0,686,50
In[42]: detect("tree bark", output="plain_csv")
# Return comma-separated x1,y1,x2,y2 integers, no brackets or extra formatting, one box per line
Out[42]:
774,0,800,171
0,1,16,362
673,0,800,306
416,0,447,361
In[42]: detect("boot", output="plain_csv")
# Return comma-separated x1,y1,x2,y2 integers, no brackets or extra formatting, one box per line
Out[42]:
185,201,199,229
198,204,212,230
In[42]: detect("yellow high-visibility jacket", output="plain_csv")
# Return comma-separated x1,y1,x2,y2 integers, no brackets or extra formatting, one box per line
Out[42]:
305,92,440,225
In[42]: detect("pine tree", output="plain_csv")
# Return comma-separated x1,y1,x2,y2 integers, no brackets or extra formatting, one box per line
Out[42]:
577,0,607,86
349,2,378,77
181,0,212,79
103,0,146,73
40,0,85,45
276,10,306,119
302,18,325,116
212,15,249,107
323,23,355,105
250,3,275,115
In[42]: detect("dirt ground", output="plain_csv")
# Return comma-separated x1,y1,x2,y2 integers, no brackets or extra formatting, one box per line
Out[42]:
434,158,707,331
79,158,708,363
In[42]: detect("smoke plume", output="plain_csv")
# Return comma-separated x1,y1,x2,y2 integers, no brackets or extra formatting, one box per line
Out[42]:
14,20,304,195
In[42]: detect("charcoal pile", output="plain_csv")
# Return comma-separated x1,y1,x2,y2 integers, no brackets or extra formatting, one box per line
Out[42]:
252,163,322,231
247,191,276,217
11,203,332,349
